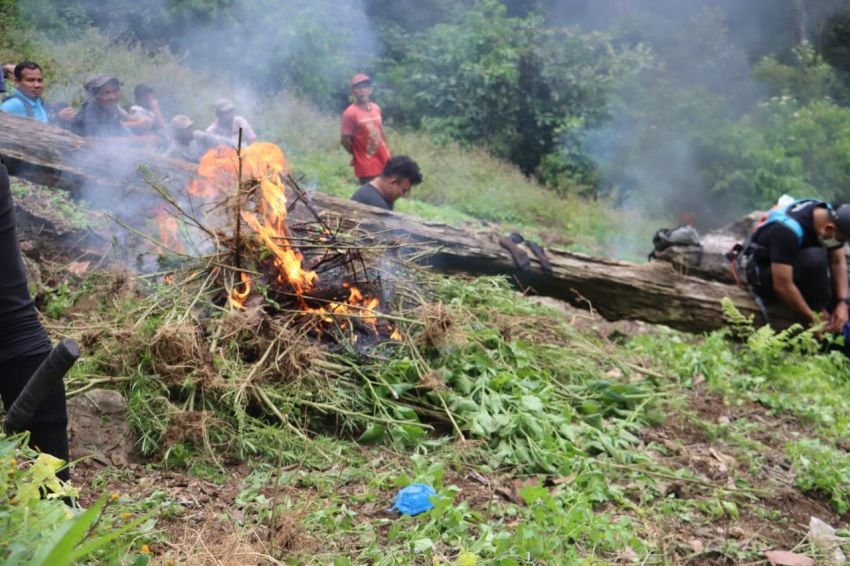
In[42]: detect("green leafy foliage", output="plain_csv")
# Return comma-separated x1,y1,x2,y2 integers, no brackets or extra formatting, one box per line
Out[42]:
10,0,850,214
262,450,643,562
0,435,152,564
628,307,850,513
754,42,850,104
788,439,850,514
700,97,850,207
586,5,850,219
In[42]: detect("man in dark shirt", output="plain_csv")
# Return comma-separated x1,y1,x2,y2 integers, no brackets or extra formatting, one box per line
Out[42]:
748,200,850,332
70,75,132,138
0,162,69,480
350,155,422,211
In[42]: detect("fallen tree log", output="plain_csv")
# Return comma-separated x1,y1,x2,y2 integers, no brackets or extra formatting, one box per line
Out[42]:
0,112,798,333
650,215,760,284
313,198,799,332
0,113,195,198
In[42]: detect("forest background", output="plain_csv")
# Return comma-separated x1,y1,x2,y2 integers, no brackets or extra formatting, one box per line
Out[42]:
3,0,850,228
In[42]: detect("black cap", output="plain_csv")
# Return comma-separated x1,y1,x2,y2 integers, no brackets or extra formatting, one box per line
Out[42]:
834,204,850,239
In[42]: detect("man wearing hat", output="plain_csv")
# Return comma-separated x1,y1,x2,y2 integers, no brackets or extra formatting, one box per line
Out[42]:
164,115,229,162
205,98,256,146
70,75,132,137
341,73,390,185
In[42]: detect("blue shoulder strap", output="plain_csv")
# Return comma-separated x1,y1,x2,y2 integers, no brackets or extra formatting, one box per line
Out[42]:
760,198,826,246
3,91,34,117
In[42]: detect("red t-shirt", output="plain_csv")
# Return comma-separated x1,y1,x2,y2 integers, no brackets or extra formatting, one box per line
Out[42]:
340,102,390,178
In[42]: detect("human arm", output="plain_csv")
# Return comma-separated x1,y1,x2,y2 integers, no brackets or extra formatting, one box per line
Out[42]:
195,131,230,149
763,227,822,324
148,97,167,131
235,117,257,145
122,111,154,133
340,109,355,154
378,106,389,155
340,134,354,154
57,107,76,122
827,246,849,332
770,263,820,324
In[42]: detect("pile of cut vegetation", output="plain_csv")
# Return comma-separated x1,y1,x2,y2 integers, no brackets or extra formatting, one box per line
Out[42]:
46,143,660,479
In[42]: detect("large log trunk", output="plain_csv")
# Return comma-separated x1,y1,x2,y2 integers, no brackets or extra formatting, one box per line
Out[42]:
0,112,797,333
0,114,195,197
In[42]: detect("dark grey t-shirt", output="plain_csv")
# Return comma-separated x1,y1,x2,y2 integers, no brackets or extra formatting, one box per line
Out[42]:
351,183,392,211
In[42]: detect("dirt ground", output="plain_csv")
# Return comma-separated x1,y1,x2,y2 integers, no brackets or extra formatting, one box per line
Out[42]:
638,386,845,564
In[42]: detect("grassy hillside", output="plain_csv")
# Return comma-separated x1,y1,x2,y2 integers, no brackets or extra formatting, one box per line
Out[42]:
2,29,662,260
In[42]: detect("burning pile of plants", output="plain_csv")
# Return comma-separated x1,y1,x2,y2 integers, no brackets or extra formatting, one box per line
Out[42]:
67,141,443,462
55,142,658,473
140,142,407,347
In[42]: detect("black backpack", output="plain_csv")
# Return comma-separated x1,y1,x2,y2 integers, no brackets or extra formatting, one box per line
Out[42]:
648,225,702,261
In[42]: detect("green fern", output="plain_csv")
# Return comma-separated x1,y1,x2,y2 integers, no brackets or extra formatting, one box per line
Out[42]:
721,297,755,338
723,297,820,362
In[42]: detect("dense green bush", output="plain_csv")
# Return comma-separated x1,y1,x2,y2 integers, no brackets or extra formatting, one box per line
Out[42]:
699,98,850,208
380,0,647,184
588,10,850,219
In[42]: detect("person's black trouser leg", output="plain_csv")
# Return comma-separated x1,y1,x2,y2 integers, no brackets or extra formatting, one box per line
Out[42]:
0,353,70,482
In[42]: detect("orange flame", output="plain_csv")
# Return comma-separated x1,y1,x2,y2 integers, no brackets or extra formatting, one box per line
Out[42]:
190,143,396,340
239,145,316,295
342,283,382,334
192,143,316,295
154,206,183,253
189,143,291,199
230,272,251,309
189,145,236,198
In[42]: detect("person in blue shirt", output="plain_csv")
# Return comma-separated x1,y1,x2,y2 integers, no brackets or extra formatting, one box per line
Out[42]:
0,61,48,122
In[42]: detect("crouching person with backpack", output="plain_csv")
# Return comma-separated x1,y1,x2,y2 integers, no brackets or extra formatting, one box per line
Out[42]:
733,199,850,333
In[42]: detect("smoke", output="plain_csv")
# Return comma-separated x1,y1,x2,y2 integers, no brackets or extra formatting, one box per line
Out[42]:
547,0,845,231
21,0,380,111
15,0,381,267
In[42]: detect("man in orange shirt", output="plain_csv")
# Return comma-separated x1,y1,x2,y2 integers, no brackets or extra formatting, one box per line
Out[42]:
340,73,390,184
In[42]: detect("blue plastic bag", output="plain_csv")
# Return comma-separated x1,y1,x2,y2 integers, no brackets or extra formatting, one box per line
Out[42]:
392,484,436,516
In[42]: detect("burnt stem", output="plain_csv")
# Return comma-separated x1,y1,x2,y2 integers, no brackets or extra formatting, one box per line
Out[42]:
234,127,244,272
